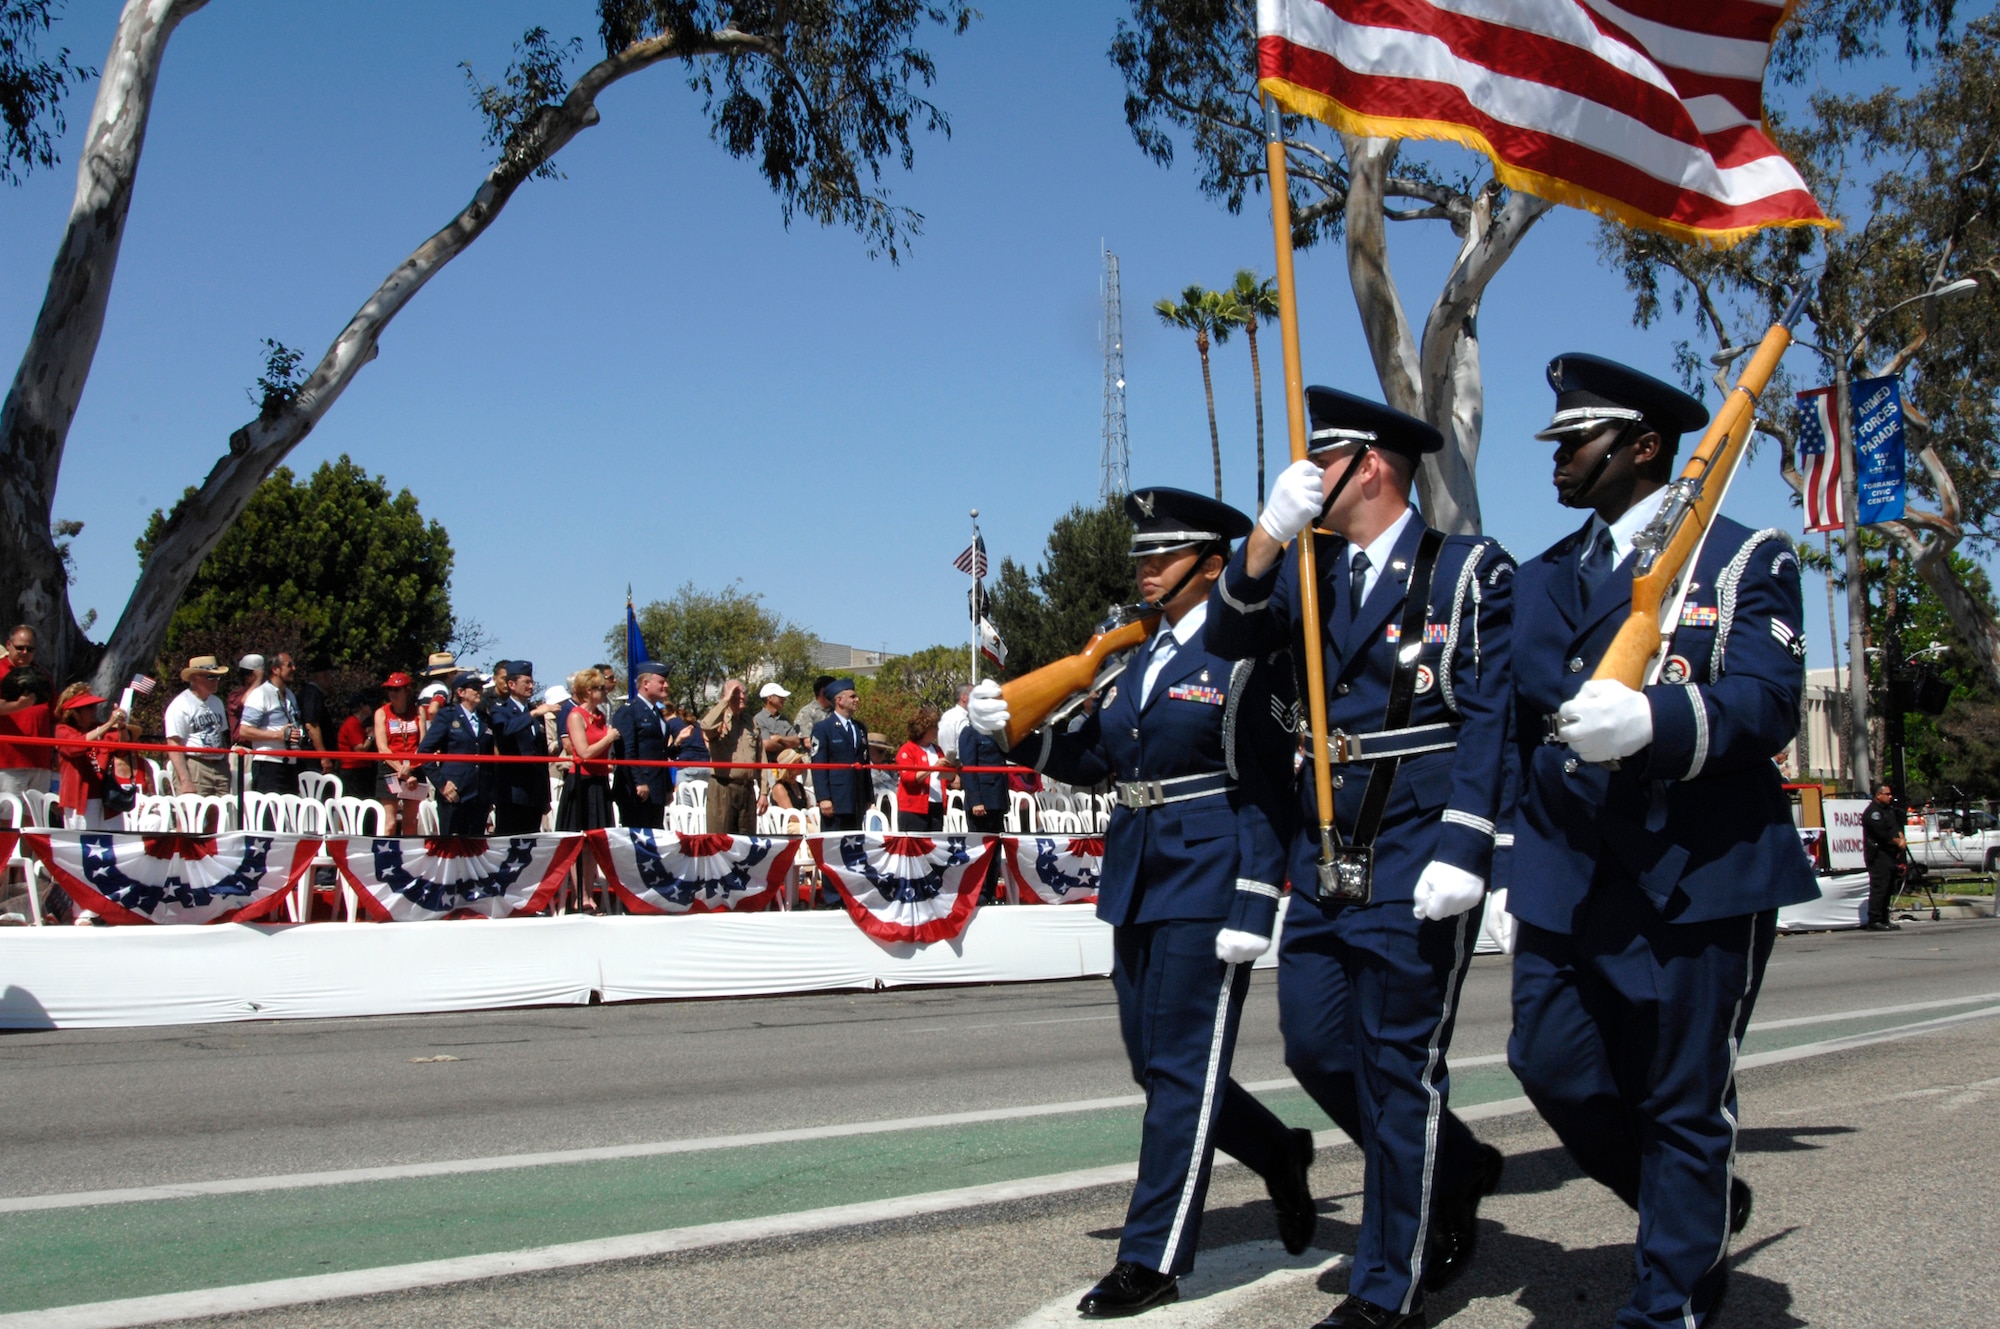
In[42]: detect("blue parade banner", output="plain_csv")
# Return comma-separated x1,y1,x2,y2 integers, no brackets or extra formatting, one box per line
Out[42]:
1852,375,1907,525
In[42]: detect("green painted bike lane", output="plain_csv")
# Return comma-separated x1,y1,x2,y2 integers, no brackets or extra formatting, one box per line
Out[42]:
4,999,1988,1315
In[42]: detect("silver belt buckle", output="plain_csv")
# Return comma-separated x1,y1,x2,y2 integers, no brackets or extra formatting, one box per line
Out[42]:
1541,713,1563,745
1329,730,1354,764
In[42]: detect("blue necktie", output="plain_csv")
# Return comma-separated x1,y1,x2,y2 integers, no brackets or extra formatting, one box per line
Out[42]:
1348,551,1371,621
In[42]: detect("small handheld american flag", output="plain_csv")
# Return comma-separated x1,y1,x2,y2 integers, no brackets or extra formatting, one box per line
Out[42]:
953,532,988,579
129,674,157,696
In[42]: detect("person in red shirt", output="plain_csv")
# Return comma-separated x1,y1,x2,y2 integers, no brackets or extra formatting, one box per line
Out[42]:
0,624,55,797
53,684,130,829
372,673,429,834
894,708,947,832
335,692,377,788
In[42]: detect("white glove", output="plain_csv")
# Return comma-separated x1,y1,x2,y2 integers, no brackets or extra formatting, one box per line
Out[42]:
1411,860,1485,921
1256,459,1327,544
967,678,1010,737
1215,928,1271,963
1557,678,1653,763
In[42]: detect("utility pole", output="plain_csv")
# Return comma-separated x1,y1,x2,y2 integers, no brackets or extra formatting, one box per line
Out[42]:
1100,244,1130,502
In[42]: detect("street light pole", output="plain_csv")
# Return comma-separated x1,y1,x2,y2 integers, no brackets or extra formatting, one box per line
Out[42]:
1827,278,1977,793
1835,347,1873,792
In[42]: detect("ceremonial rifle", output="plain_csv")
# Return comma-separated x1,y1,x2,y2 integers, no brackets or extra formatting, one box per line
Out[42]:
996,606,1160,749
1590,286,1812,688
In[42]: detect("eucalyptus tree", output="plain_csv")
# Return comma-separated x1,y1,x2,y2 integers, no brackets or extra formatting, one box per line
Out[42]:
0,0,91,184
1154,283,1234,500
1598,13,2000,708
1219,267,1278,500
0,0,971,693
1110,0,1961,536
1114,0,1549,534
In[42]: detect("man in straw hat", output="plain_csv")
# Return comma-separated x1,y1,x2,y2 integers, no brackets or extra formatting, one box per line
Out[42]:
164,656,233,796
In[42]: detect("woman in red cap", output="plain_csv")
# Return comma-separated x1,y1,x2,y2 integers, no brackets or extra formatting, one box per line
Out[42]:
371,672,428,834
53,683,131,830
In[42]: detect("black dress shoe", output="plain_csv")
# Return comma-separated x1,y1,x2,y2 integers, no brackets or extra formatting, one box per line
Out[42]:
1312,1293,1427,1327
1268,1126,1318,1254
1077,1261,1179,1318
1730,1177,1752,1234
1422,1142,1504,1292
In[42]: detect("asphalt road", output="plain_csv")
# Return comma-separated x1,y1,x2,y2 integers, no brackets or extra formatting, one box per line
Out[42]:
2,915,1996,1327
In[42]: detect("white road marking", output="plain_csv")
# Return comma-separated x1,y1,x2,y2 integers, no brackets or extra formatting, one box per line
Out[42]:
1008,1240,1347,1328
6,995,1994,1219
12,1002,1999,1329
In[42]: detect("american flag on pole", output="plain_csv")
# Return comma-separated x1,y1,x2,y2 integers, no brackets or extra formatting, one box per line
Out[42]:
953,532,988,579
1256,0,1831,245
128,674,157,696
1795,386,1843,533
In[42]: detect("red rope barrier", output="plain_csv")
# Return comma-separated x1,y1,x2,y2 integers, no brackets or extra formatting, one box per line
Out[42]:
0,731,1020,774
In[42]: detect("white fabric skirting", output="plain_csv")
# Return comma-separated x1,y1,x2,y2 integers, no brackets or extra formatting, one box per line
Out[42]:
1775,871,1870,933
0,905,1291,1031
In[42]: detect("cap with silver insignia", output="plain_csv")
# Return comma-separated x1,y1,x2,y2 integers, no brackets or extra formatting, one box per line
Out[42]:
1305,386,1443,462
1124,487,1252,557
1535,353,1708,445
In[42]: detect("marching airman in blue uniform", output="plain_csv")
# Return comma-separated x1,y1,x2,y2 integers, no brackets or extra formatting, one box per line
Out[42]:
1505,354,1818,1328
1208,389,1515,1329
418,671,496,836
968,488,1314,1319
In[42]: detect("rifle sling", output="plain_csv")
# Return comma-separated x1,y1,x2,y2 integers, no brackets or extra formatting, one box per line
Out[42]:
1340,527,1446,852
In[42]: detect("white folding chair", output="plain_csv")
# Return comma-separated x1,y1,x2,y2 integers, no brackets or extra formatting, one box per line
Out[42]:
415,799,440,835
145,758,173,797
125,794,175,832
1007,790,1038,833
240,791,281,834
863,807,890,833
297,771,343,803
19,789,58,829
0,792,46,926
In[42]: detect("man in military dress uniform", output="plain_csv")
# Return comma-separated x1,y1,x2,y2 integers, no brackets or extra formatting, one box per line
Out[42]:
419,671,496,836
1505,354,1819,1327
967,488,1315,1318
613,662,679,831
1208,389,1514,1329
488,660,555,835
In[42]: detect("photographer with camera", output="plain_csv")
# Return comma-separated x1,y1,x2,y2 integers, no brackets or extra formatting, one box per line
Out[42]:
239,651,304,795
0,625,55,797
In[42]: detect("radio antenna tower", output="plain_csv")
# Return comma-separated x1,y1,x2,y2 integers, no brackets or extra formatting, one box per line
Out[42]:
1099,244,1130,501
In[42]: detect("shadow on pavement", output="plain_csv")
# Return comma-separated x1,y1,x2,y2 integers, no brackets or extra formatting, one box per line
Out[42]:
1737,1122,1856,1153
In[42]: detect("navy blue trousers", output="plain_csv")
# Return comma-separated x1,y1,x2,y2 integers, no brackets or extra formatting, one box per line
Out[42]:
1509,883,1776,1328
1277,893,1485,1313
1112,917,1292,1275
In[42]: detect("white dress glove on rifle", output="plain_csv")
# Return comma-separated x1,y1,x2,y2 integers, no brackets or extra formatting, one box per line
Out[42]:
1215,928,1271,963
1256,459,1328,545
967,678,1010,737
1556,678,1654,763
1411,860,1485,921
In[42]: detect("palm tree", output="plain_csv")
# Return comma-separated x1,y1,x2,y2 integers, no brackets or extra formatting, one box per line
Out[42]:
1221,270,1280,502
1154,284,1233,500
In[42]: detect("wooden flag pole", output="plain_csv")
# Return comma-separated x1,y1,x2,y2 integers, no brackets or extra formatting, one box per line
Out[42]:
1262,93,1340,870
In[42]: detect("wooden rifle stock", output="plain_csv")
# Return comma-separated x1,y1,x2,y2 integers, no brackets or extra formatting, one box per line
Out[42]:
1592,304,1803,687
998,614,1159,749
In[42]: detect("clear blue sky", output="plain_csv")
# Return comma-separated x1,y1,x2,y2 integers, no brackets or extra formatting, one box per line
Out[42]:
0,1,1952,679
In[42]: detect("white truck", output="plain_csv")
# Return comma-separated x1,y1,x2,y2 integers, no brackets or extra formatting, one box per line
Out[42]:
1902,808,2000,877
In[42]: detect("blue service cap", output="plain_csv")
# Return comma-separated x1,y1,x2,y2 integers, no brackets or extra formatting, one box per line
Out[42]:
1536,353,1708,443
826,677,859,699
450,671,485,692
506,660,534,677
634,661,669,680
1305,387,1443,461
1124,487,1252,557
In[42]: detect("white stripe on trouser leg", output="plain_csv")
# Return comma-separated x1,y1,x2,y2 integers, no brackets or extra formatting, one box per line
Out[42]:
1403,907,1473,1313
1680,914,1759,1328
1159,960,1238,1272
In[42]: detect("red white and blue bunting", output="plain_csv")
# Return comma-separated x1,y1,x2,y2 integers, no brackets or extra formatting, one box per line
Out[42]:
1002,836,1104,906
329,836,581,921
588,829,800,915
812,833,998,944
27,831,315,925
